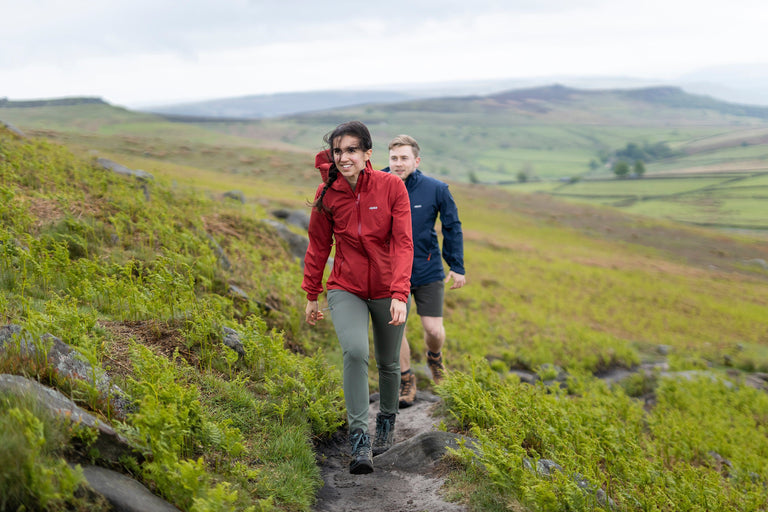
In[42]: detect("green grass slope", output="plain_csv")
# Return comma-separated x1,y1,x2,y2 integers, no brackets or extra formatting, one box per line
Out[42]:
0,124,344,511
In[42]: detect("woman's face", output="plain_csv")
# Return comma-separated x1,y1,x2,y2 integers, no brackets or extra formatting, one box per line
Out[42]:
332,135,372,184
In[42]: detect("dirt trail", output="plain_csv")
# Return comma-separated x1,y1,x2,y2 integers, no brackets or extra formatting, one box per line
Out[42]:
313,391,467,512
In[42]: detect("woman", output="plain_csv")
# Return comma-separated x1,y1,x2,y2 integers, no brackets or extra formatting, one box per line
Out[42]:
302,121,413,474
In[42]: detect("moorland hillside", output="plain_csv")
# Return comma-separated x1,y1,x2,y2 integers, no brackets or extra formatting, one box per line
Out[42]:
1,98,768,510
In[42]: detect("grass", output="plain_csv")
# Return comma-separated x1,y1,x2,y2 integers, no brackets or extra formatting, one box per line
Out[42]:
3,98,768,510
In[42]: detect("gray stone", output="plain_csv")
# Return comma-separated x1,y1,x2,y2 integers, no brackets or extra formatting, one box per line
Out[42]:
1,120,26,138
745,258,768,270
80,464,180,512
223,190,245,203
205,233,231,271
262,218,309,265
96,158,154,182
271,208,311,230
222,327,245,360
228,284,249,300
373,430,478,473
536,458,564,477
0,374,143,465
0,326,132,418
509,369,538,384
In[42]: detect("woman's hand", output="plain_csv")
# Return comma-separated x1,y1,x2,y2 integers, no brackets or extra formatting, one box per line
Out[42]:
305,300,325,326
389,298,407,326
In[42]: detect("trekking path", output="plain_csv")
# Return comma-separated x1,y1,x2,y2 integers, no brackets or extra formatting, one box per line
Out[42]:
313,390,468,512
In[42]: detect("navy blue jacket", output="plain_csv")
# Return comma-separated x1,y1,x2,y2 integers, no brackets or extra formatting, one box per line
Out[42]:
382,168,464,287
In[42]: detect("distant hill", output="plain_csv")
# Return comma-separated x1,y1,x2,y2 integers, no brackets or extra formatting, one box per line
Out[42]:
4,84,768,187
360,84,768,120
142,90,419,119
0,96,108,108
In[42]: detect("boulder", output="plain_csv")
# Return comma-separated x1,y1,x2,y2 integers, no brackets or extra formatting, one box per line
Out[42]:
0,374,143,466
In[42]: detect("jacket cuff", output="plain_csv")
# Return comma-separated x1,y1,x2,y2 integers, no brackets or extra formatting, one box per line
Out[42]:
306,294,319,301
392,292,409,303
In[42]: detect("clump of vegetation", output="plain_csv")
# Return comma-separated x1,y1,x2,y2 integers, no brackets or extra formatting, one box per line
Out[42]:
0,391,104,511
439,356,768,511
615,141,678,163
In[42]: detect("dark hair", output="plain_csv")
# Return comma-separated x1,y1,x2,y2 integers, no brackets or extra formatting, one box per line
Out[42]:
314,121,372,213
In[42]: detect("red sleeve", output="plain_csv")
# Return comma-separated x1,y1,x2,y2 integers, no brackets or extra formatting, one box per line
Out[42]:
302,184,333,300
389,176,413,302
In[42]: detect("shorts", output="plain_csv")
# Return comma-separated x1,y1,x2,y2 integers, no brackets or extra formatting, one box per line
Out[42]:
409,279,444,317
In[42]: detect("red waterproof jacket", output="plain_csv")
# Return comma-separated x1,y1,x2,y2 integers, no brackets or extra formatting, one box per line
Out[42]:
302,153,413,302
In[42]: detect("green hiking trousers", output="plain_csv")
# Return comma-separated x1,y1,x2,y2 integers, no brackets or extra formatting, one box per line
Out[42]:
327,289,404,433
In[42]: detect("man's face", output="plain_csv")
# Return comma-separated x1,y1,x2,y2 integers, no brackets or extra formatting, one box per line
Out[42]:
388,145,420,181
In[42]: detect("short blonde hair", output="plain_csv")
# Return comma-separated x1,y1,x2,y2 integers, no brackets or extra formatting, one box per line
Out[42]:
388,134,420,158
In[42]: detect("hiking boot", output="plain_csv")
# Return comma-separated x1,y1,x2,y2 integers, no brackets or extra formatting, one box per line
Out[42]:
348,429,373,474
427,351,446,385
399,371,417,408
372,413,396,456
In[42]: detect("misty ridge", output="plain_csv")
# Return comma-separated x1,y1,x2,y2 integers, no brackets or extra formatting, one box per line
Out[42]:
132,66,768,119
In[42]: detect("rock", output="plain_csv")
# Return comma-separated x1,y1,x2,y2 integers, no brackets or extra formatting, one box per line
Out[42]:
373,430,478,473
204,233,231,271
271,208,311,230
0,324,35,352
0,374,143,466
536,458,564,477
222,327,245,360
745,258,768,270
509,369,538,384
262,219,309,265
0,325,132,419
223,190,245,203
228,284,249,301
79,464,181,512
1,120,26,138
96,158,154,182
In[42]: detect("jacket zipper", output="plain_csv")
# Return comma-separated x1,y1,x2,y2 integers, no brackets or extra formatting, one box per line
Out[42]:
355,190,373,299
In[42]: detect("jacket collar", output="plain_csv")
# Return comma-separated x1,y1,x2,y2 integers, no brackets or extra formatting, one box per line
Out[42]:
404,169,422,189
331,160,373,192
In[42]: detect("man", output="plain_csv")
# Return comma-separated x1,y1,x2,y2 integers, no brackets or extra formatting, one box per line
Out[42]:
384,134,466,408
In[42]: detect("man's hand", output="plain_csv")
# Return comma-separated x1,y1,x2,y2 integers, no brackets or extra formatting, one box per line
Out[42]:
305,300,325,326
445,270,466,290
389,298,407,325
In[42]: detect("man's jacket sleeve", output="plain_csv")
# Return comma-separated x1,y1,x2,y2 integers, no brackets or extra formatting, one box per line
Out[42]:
302,185,333,300
438,185,465,275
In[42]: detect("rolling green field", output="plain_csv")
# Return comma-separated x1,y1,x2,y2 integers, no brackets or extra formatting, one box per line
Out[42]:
5,86,768,233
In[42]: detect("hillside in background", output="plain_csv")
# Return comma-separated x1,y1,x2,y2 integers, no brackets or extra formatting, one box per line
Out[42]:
4,84,768,234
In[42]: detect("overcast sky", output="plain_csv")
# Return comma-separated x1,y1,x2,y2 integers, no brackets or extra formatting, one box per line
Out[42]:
2,0,767,107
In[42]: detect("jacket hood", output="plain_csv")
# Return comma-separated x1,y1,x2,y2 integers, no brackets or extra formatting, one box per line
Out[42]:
315,150,333,184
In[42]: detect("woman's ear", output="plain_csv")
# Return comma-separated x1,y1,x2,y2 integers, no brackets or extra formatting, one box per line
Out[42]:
364,148,373,161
